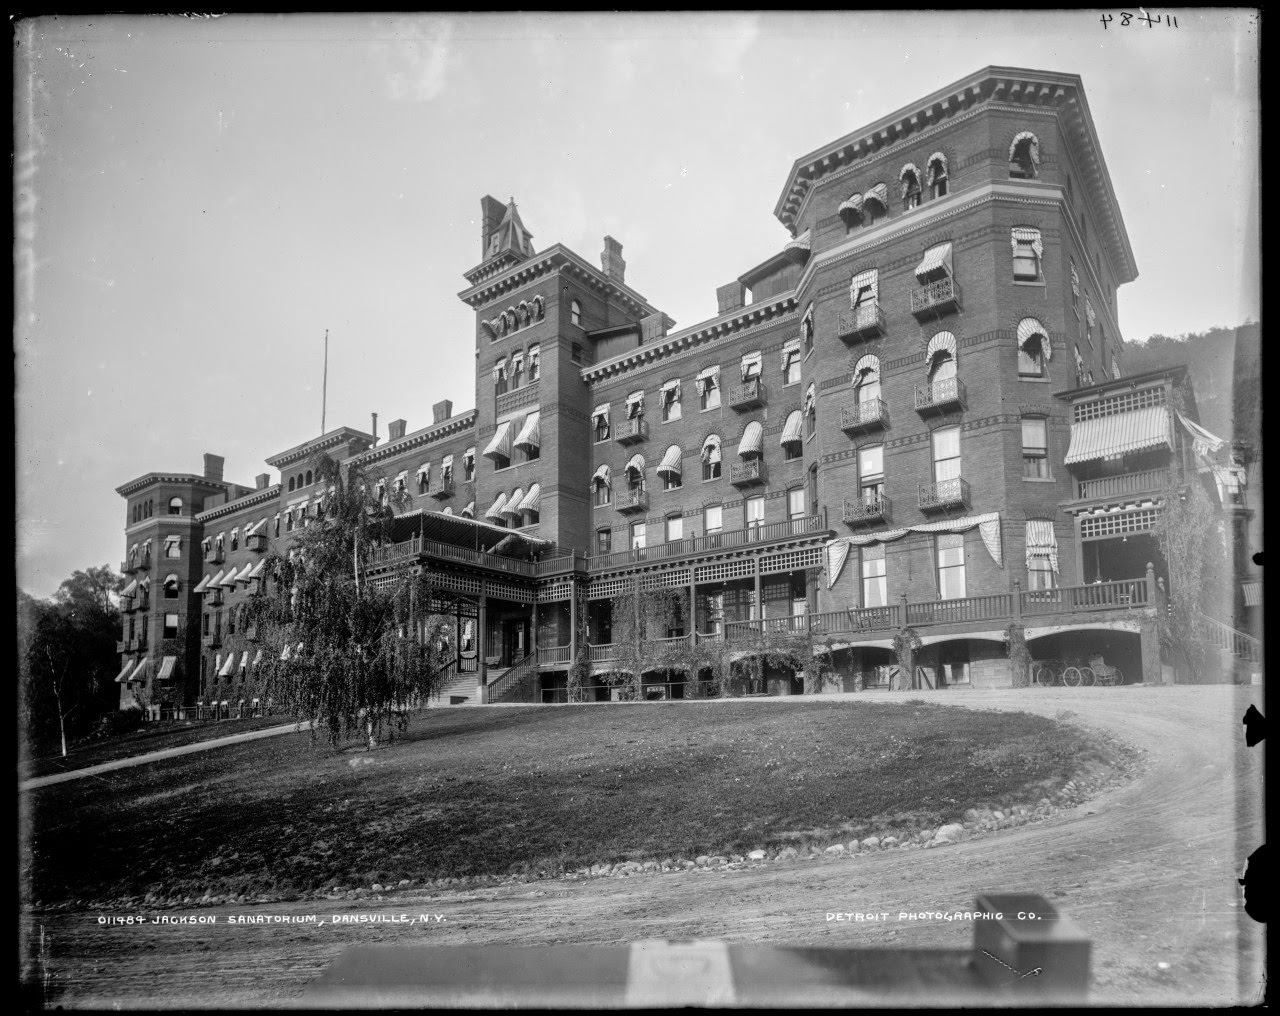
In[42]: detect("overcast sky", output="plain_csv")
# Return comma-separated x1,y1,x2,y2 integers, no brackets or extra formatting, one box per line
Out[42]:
15,11,1259,598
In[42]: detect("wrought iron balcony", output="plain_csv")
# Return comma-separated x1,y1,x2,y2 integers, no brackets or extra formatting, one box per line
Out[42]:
914,377,967,414
728,377,765,410
615,489,648,514
120,560,132,574
116,639,129,654
615,418,648,446
730,459,767,488
430,478,455,500
910,276,962,319
129,634,148,651
918,477,970,512
843,495,890,527
202,633,222,648
135,553,151,571
840,398,888,433
207,547,225,564
208,589,225,607
837,304,887,343
246,533,268,553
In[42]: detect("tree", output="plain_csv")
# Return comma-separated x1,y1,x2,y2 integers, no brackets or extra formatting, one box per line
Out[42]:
53,565,128,615
1152,482,1233,682
245,451,458,747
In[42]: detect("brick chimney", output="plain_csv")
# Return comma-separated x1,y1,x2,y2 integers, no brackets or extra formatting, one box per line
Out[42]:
388,418,407,441
370,412,378,446
480,195,505,258
601,236,626,284
432,399,453,424
202,453,224,482
716,281,746,315
255,473,270,490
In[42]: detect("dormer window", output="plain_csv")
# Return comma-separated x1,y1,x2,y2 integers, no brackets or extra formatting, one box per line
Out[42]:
899,164,922,210
926,152,948,198
1009,131,1040,179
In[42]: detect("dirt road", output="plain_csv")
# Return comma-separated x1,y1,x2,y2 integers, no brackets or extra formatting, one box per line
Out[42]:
24,686,1264,1007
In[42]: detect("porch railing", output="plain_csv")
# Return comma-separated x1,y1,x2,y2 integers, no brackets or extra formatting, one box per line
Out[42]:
1075,468,1172,501
587,513,826,571
487,650,539,703
1194,611,1262,664
366,535,537,577
537,644,572,666
906,594,1012,627
1019,578,1149,616
810,605,902,634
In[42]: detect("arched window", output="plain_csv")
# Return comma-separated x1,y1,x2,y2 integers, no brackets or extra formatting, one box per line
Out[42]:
305,470,313,487
863,182,889,224
164,573,180,598
168,496,182,515
624,454,645,491
926,152,949,198
1009,131,1040,179
926,332,958,390
900,163,922,210
528,344,540,382
592,465,611,506
1017,318,1051,377
288,476,295,492
701,434,722,480
570,300,582,327
853,354,881,406
838,193,864,228
510,349,524,389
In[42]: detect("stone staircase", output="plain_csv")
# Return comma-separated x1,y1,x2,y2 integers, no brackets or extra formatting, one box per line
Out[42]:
428,662,486,706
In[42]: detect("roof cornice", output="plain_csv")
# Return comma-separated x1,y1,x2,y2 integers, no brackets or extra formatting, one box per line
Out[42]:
457,244,661,319
114,473,231,497
264,427,375,469
194,484,282,523
581,292,798,382
773,66,1135,286
357,409,479,466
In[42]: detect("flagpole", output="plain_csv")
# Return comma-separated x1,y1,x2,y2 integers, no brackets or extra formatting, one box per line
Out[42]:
321,329,329,435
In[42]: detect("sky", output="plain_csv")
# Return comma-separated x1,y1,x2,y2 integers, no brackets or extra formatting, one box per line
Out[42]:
15,11,1259,599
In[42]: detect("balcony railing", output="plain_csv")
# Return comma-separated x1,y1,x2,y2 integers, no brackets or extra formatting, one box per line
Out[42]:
841,399,888,433
837,304,887,343
1020,578,1150,616
366,535,538,577
1074,468,1172,501
730,459,767,487
919,477,970,512
915,377,967,413
615,489,648,514
843,495,889,527
537,644,572,666
910,276,962,318
586,643,618,664
129,634,148,651
810,605,902,635
534,553,588,576
587,514,825,571
246,533,268,553
207,547,225,564
615,418,648,446
430,478,455,500
906,594,1012,627
728,377,765,410
116,639,129,654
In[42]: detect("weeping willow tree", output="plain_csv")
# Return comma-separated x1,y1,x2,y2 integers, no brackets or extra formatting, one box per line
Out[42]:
245,451,460,747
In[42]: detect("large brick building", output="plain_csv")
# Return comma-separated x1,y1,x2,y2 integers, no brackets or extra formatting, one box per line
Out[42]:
114,66,1246,712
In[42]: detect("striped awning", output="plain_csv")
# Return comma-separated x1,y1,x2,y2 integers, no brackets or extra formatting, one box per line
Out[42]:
660,379,680,396
504,488,525,517
592,403,610,425
417,461,430,477
853,353,879,381
130,658,152,683
781,410,804,446
1025,520,1059,574
1017,317,1051,359
656,444,683,478
739,421,764,457
850,268,877,304
442,454,454,475
1010,130,1040,164
780,339,801,370
626,391,645,417
219,653,236,676
236,563,254,582
915,242,953,282
165,534,181,550
157,655,177,681
483,420,513,460
864,182,889,208
1243,581,1261,607
926,152,947,182
485,492,509,519
741,351,762,379
784,229,811,255
518,483,541,513
207,570,225,589
1064,406,1173,465
248,559,267,580
838,193,864,216
696,365,720,392
462,501,475,518
115,659,135,683
513,411,541,452
1176,411,1226,457
592,464,611,484
121,578,139,597
926,331,957,362
625,453,645,476
804,383,816,415
239,651,251,671
702,435,722,464
510,349,524,371
1011,227,1044,258
394,470,408,488
464,446,476,465
220,569,239,588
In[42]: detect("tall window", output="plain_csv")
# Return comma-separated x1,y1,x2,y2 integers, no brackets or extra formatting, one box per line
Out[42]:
745,495,765,532
1018,318,1049,377
936,533,966,599
510,355,524,389
932,426,961,488
861,544,887,608
165,537,182,559
699,368,721,410
629,521,646,550
594,477,611,507
702,436,722,480
594,410,610,442
494,360,508,396
164,613,179,639
788,487,806,521
661,382,682,422
782,346,801,386
663,468,682,492
527,345,540,382
927,153,948,198
859,445,885,505
665,515,684,542
1009,132,1039,179
704,504,723,534
1012,228,1042,281
168,497,182,515
854,355,881,407
570,300,582,327
627,465,643,492
900,165,922,210
1028,555,1055,591
596,528,612,556
1021,418,1049,478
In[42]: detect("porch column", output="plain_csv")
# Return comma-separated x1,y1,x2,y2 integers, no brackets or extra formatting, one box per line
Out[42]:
568,580,577,667
688,576,697,642
753,560,762,626
477,590,489,704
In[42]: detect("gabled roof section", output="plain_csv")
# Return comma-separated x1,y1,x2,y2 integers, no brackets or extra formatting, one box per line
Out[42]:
773,66,1137,285
487,198,534,261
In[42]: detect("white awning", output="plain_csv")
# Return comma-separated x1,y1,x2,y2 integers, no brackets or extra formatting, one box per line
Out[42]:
192,575,210,594
155,655,177,681
207,570,225,589
625,453,645,476
1064,407,1173,465
864,182,888,208
1010,130,1040,165
592,464,611,485
779,338,801,370
1243,580,1261,607
462,501,475,518
442,506,454,515
239,651,250,671
115,659,135,683
626,391,645,417
656,444,683,478
852,353,879,381
165,535,181,549
130,658,152,682
417,461,430,477
592,403,610,426
850,268,878,305
236,563,254,582
926,331,957,362
483,420,513,460
739,421,764,457
1025,520,1059,574
442,454,453,474
1017,317,1052,360
518,483,541,513
741,351,762,380
485,492,509,519
702,435,722,464
463,446,476,464
804,382,816,415
394,471,408,488
248,559,267,580
220,569,239,588
781,410,804,446
838,193,864,216
121,578,139,597
504,488,525,517
219,653,236,676
695,365,720,393
510,349,524,371
1176,411,1227,457
513,411,541,452
1011,227,1044,259
926,151,948,182
915,242,953,282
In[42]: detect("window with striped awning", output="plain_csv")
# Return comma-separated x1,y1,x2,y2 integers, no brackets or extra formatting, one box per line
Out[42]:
738,420,764,458
517,483,541,514
592,464,611,486
625,453,646,477
701,434,721,464
695,365,720,393
513,411,540,452
1064,406,1173,465
483,420,514,460
864,182,888,211
915,242,953,283
656,444,683,479
484,492,509,519
504,488,525,518
780,410,804,447
849,268,878,308
740,351,762,380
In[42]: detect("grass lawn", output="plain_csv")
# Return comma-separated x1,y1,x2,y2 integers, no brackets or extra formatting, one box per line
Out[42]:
22,715,298,780
24,700,1108,907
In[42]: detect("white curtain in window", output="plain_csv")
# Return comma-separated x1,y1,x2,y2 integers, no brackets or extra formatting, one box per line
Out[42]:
1025,520,1059,574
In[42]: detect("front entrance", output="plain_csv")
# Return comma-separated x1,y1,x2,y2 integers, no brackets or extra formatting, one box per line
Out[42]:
501,617,530,667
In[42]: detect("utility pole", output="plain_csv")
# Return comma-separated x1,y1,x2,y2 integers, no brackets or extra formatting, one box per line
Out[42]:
321,329,329,435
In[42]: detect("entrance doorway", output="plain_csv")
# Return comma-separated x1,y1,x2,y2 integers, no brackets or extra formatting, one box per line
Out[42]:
501,617,530,667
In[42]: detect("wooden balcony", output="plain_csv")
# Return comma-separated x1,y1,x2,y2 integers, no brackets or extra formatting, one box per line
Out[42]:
615,418,648,446
1073,468,1171,502
366,535,538,578
1020,578,1150,617
843,495,890,527
116,639,129,654
906,593,1012,627
537,645,572,666
729,459,767,488
430,478,455,500
914,377,966,414
810,605,902,635
728,377,765,410
615,489,648,514
587,514,826,571
837,304,887,343
910,277,962,319
840,398,888,434
918,477,970,512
